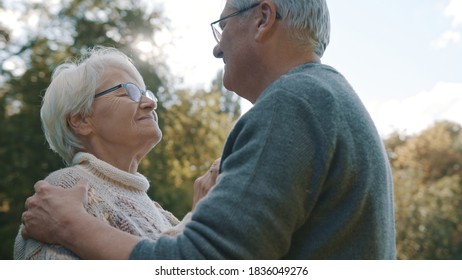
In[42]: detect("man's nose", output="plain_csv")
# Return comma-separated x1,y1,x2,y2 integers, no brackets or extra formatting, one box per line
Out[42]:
213,44,223,59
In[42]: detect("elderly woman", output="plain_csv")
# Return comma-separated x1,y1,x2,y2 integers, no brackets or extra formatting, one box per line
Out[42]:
14,47,213,259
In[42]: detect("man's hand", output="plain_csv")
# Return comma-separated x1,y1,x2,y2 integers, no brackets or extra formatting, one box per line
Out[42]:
192,158,221,210
21,179,89,244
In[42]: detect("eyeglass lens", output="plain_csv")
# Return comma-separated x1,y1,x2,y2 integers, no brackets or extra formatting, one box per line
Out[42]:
212,25,222,42
125,83,156,103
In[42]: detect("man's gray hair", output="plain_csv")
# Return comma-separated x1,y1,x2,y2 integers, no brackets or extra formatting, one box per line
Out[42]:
40,46,143,165
228,0,330,57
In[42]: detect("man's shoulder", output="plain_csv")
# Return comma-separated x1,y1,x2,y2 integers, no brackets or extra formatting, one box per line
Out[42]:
277,63,343,89
258,63,341,108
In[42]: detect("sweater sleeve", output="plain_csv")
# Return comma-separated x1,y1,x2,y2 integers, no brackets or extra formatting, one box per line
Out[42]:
13,169,82,260
14,229,80,259
130,82,337,259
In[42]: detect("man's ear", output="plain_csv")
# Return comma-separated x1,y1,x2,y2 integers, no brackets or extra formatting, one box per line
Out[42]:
68,114,92,136
254,1,279,42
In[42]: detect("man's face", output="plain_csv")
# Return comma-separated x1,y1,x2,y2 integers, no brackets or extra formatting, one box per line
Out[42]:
213,2,259,102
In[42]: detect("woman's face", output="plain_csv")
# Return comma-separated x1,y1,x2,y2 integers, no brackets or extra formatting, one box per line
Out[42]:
87,68,162,158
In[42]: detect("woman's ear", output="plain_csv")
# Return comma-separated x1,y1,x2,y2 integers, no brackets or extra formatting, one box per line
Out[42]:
254,1,279,42
68,114,92,136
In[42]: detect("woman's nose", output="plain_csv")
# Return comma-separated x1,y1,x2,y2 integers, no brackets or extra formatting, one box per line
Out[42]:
139,95,157,110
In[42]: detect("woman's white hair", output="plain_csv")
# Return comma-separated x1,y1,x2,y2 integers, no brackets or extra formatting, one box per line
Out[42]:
41,46,142,165
228,0,330,57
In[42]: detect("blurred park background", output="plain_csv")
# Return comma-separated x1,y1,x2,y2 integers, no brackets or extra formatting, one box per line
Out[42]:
1,0,462,260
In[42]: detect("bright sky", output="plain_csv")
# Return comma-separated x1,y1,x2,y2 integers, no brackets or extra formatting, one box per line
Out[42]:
157,0,462,137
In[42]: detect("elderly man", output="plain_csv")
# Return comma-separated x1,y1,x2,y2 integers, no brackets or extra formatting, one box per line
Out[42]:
22,0,396,259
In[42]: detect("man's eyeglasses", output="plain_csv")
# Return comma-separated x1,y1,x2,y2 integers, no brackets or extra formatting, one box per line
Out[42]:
94,82,157,104
210,2,282,44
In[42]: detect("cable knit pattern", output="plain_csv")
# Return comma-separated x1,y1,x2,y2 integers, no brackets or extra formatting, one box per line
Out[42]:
14,152,185,260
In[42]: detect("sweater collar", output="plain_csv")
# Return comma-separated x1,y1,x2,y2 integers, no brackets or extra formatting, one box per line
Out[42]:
72,152,150,192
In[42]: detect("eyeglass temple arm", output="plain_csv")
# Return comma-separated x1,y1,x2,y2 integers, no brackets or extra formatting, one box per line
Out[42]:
94,84,124,98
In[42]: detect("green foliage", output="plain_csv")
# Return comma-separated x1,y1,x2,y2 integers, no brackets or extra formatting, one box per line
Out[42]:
386,121,462,259
0,0,240,260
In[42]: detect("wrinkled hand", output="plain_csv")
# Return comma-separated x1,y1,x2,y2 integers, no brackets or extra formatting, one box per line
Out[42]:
192,158,221,210
21,179,89,245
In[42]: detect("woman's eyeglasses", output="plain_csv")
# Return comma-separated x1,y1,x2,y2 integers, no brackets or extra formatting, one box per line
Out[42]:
94,82,157,103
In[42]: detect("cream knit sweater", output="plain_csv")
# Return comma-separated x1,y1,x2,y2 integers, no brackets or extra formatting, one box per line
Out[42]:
14,152,188,259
